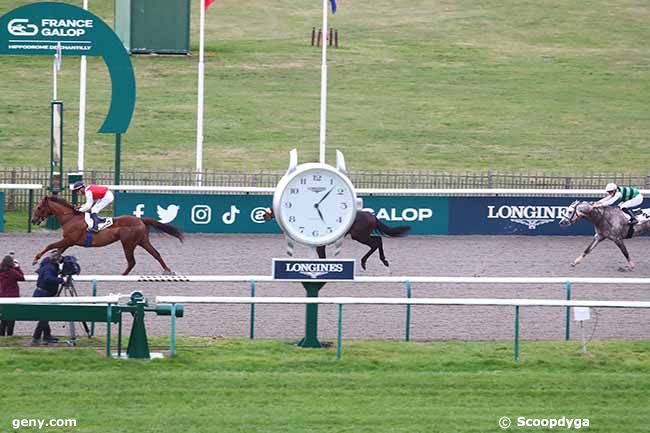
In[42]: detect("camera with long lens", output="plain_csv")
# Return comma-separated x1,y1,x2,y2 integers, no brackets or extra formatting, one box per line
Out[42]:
60,255,81,277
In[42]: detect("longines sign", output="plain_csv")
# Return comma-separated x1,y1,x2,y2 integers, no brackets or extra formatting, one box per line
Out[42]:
486,204,568,230
448,197,595,235
273,259,355,281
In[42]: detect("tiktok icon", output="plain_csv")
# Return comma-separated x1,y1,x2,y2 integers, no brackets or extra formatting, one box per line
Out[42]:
221,205,240,225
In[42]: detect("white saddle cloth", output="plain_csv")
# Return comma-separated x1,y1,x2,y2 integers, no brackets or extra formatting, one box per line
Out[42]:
83,213,114,232
629,208,650,223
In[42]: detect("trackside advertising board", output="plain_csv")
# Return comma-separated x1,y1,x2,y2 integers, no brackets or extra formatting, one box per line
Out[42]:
448,197,598,236
115,192,612,235
361,196,448,235
115,193,449,235
115,193,280,234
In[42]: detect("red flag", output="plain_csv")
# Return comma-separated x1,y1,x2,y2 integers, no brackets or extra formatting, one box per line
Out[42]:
205,0,215,10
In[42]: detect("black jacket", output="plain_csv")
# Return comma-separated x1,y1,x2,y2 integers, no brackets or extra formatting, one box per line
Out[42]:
36,259,64,295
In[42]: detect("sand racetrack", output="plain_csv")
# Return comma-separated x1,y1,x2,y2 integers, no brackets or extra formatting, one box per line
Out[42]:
3,231,650,342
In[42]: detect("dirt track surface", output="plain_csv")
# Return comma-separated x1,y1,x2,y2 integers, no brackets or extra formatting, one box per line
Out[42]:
3,232,650,342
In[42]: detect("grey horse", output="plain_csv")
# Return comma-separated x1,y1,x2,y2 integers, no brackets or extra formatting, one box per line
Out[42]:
559,200,650,270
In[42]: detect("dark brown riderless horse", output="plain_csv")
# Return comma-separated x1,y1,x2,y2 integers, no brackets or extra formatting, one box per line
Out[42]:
31,195,184,275
264,209,411,269
560,200,650,270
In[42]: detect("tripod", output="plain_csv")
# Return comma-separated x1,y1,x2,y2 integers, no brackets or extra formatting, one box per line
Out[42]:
56,276,91,346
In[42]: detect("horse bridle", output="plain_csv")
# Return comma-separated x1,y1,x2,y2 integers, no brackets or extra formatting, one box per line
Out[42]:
562,201,586,225
32,197,51,225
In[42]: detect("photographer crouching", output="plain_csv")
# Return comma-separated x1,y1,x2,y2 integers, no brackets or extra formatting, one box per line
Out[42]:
31,250,66,346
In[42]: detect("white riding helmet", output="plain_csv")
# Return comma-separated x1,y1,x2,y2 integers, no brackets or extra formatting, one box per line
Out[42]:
605,182,618,193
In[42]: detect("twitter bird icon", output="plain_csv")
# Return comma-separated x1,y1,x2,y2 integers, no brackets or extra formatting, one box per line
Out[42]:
157,204,180,223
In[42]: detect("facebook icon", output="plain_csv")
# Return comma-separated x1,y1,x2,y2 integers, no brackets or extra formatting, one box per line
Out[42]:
132,204,145,218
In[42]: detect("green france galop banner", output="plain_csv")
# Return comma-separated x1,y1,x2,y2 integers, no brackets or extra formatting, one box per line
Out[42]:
0,2,135,133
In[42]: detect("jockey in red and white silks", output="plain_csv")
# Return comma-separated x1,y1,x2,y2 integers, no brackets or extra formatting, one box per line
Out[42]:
71,181,114,231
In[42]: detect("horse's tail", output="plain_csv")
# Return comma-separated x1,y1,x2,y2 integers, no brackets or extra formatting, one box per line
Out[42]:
142,218,184,243
375,219,411,237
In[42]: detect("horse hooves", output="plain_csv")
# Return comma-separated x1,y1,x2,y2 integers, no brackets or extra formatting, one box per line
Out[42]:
162,269,176,276
382,260,390,267
361,262,367,270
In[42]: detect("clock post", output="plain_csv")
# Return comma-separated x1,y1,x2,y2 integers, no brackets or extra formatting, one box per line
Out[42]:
298,280,327,348
273,149,360,348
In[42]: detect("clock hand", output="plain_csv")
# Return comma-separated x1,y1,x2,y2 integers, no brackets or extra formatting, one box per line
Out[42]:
314,203,325,222
314,187,334,223
317,187,335,205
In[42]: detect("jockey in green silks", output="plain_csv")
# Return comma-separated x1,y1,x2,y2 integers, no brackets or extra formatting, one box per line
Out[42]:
593,183,644,225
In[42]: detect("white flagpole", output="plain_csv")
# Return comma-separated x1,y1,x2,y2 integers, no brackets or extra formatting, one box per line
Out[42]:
319,0,328,164
78,0,88,173
53,42,61,100
196,0,206,185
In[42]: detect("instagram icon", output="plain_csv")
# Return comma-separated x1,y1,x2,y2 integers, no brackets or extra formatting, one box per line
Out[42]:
191,205,212,224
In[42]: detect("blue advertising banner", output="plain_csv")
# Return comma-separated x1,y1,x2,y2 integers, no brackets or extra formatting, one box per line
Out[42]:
0,192,4,232
273,259,355,281
448,197,596,235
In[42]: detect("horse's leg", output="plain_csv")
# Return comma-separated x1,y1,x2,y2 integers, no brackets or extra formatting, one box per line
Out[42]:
139,237,172,274
33,239,72,264
355,237,378,270
572,235,603,267
120,241,137,275
375,237,389,267
613,239,634,269
316,246,327,259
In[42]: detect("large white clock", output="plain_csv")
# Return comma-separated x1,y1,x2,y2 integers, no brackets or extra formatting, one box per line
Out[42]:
273,162,358,247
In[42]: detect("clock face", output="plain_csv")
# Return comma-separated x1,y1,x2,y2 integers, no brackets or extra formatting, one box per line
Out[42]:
274,163,357,246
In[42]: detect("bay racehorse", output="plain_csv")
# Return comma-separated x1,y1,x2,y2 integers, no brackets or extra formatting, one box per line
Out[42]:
559,200,650,270
264,209,411,269
31,195,184,275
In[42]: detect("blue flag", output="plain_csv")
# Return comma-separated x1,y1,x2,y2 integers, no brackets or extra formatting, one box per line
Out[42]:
330,0,337,14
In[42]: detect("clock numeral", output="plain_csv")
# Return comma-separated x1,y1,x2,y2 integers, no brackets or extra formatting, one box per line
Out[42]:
284,202,293,209
299,226,305,233
330,178,335,185
312,230,319,237
327,227,333,233
340,202,348,209
290,188,299,194
336,187,345,195
300,178,307,185
312,174,322,182
336,217,343,223
288,216,296,223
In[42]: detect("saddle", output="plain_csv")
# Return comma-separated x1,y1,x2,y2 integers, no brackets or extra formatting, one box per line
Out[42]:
95,217,114,232
84,213,114,232
622,208,650,239
632,208,650,222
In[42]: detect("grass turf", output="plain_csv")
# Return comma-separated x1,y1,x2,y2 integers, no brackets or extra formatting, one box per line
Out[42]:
1,0,649,173
0,338,649,432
